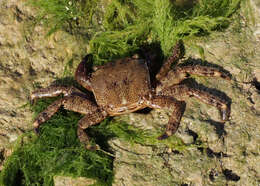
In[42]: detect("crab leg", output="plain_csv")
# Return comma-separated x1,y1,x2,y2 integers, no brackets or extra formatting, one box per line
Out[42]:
147,95,186,140
77,112,106,150
156,40,184,81
30,85,84,103
33,95,98,130
157,65,231,91
159,84,230,121
33,95,106,149
177,65,230,79
33,98,63,133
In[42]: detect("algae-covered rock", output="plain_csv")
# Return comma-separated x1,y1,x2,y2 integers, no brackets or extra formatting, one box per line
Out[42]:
0,0,86,147
0,0,259,185
0,0,88,183
110,1,260,185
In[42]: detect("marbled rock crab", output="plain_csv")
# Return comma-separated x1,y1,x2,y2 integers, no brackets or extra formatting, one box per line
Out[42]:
31,41,231,149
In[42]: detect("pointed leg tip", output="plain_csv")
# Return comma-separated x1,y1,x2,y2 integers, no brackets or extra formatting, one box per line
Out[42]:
29,96,35,105
220,116,230,123
157,133,169,140
220,108,231,122
34,127,40,135
33,121,40,135
86,144,100,151
175,40,185,58
221,74,232,81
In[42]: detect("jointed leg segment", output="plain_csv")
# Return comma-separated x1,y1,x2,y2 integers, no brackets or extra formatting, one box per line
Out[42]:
32,92,106,149
33,98,63,133
156,40,184,81
160,84,230,121
30,85,84,103
175,65,231,80
147,95,186,139
77,111,106,149
157,65,231,91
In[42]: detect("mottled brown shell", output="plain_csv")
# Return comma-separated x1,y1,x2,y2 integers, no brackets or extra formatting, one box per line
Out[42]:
90,57,151,115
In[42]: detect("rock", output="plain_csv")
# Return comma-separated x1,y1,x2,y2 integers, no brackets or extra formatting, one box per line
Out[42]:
110,1,260,185
0,0,259,185
251,91,260,110
250,0,260,40
54,176,96,186
0,0,87,149
254,69,260,82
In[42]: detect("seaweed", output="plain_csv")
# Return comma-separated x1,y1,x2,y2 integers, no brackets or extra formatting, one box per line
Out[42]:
0,97,195,186
27,0,99,36
91,0,241,62
0,98,114,186
27,0,241,63
0,0,242,185
0,96,195,185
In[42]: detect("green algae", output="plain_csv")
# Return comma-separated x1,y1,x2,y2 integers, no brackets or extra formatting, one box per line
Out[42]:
0,0,243,185
27,0,99,36
27,0,241,63
0,98,198,186
0,98,114,186
91,0,241,63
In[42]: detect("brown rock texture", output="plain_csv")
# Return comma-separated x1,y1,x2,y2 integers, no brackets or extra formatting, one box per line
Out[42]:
0,0,259,185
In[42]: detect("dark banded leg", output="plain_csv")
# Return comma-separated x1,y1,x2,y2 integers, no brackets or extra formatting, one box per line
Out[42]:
77,111,106,150
157,65,231,91
160,84,230,121
33,95,107,149
156,40,184,81
33,98,63,133
147,95,186,140
176,65,231,80
30,85,83,103
33,95,99,131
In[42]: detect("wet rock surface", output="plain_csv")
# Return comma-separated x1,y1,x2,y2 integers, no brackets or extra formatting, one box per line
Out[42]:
0,0,87,184
54,176,96,186
0,0,259,185
0,0,86,146
110,1,260,185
